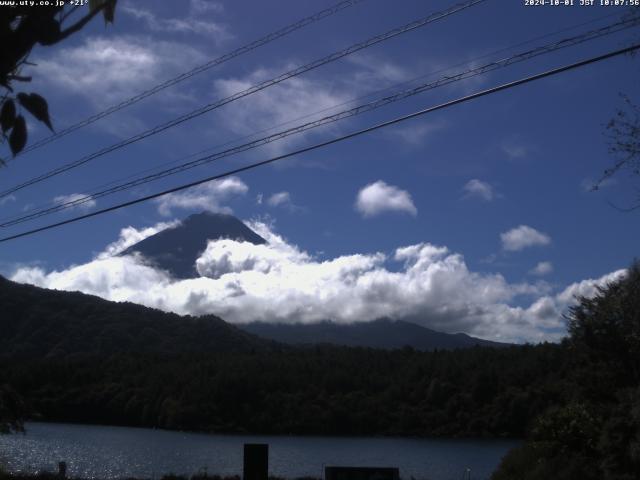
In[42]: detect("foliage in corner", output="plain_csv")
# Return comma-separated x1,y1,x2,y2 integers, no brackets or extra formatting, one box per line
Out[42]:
0,0,117,161
492,261,640,480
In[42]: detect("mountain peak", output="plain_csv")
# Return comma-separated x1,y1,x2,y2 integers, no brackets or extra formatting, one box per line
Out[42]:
121,212,266,278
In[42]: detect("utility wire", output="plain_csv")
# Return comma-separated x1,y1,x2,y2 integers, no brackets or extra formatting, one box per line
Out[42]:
6,7,620,223
2,15,637,227
1,43,637,244
15,0,367,156
0,0,487,199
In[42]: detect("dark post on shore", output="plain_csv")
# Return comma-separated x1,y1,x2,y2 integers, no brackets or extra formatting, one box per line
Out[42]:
57,462,67,479
243,444,268,480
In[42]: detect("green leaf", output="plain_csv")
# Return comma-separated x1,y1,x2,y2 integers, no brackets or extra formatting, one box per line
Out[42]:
0,99,16,133
17,92,54,132
9,115,27,156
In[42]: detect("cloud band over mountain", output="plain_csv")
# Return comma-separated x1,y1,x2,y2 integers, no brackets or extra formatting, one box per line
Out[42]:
10,218,624,344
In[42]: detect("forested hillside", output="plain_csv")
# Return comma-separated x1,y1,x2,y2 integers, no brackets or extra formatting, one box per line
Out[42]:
2,344,566,437
0,276,269,357
0,276,565,438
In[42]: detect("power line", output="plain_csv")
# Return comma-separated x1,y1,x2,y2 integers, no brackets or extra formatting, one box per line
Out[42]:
1,43,637,244
15,0,367,156
2,15,637,227
0,0,487,199
5,7,620,225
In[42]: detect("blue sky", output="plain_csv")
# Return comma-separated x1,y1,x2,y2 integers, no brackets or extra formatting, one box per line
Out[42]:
1,0,638,342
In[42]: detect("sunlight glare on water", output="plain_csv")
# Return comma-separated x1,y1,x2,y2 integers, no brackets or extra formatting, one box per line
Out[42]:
0,423,519,480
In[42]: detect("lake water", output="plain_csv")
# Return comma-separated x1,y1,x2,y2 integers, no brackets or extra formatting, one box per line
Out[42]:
0,423,519,480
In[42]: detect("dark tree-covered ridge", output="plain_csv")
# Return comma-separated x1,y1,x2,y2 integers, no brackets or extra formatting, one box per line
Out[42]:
1,274,568,438
0,274,269,358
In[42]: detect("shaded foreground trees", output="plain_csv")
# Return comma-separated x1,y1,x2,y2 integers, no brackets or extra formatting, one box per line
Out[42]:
492,262,640,480
0,384,26,434
0,274,570,439
0,342,568,438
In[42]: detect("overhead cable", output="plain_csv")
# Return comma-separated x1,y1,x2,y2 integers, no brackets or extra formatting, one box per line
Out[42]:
0,0,487,198
3,15,637,227
1,42,637,243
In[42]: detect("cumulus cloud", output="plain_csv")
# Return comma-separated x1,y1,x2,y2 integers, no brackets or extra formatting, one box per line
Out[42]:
501,225,551,252
462,179,496,202
530,261,553,276
11,219,626,343
355,181,417,218
155,177,248,216
53,193,97,212
555,269,626,305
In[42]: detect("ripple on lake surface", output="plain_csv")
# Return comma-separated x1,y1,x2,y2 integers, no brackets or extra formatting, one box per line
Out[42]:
0,423,519,480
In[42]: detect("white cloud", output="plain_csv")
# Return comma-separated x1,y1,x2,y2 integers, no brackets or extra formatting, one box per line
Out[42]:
10,220,628,343
386,121,443,147
97,220,181,259
345,53,412,90
155,177,248,216
36,35,206,107
530,261,553,276
555,269,625,306
210,56,412,156
501,225,551,252
355,181,417,218
267,192,291,207
0,194,16,206
122,3,230,41
213,67,352,154
501,141,528,160
462,179,496,202
190,0,225,14
266,191,303,212
53,193,96,212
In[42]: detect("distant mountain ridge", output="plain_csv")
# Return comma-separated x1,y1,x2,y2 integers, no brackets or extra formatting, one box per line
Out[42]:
121,212,266,278
240,319,510,351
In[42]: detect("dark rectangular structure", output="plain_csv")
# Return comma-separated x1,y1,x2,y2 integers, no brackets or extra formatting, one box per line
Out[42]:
325,466,399,480
243,443,268,480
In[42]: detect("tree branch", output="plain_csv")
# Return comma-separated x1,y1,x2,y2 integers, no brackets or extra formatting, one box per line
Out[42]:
56,2,109,42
